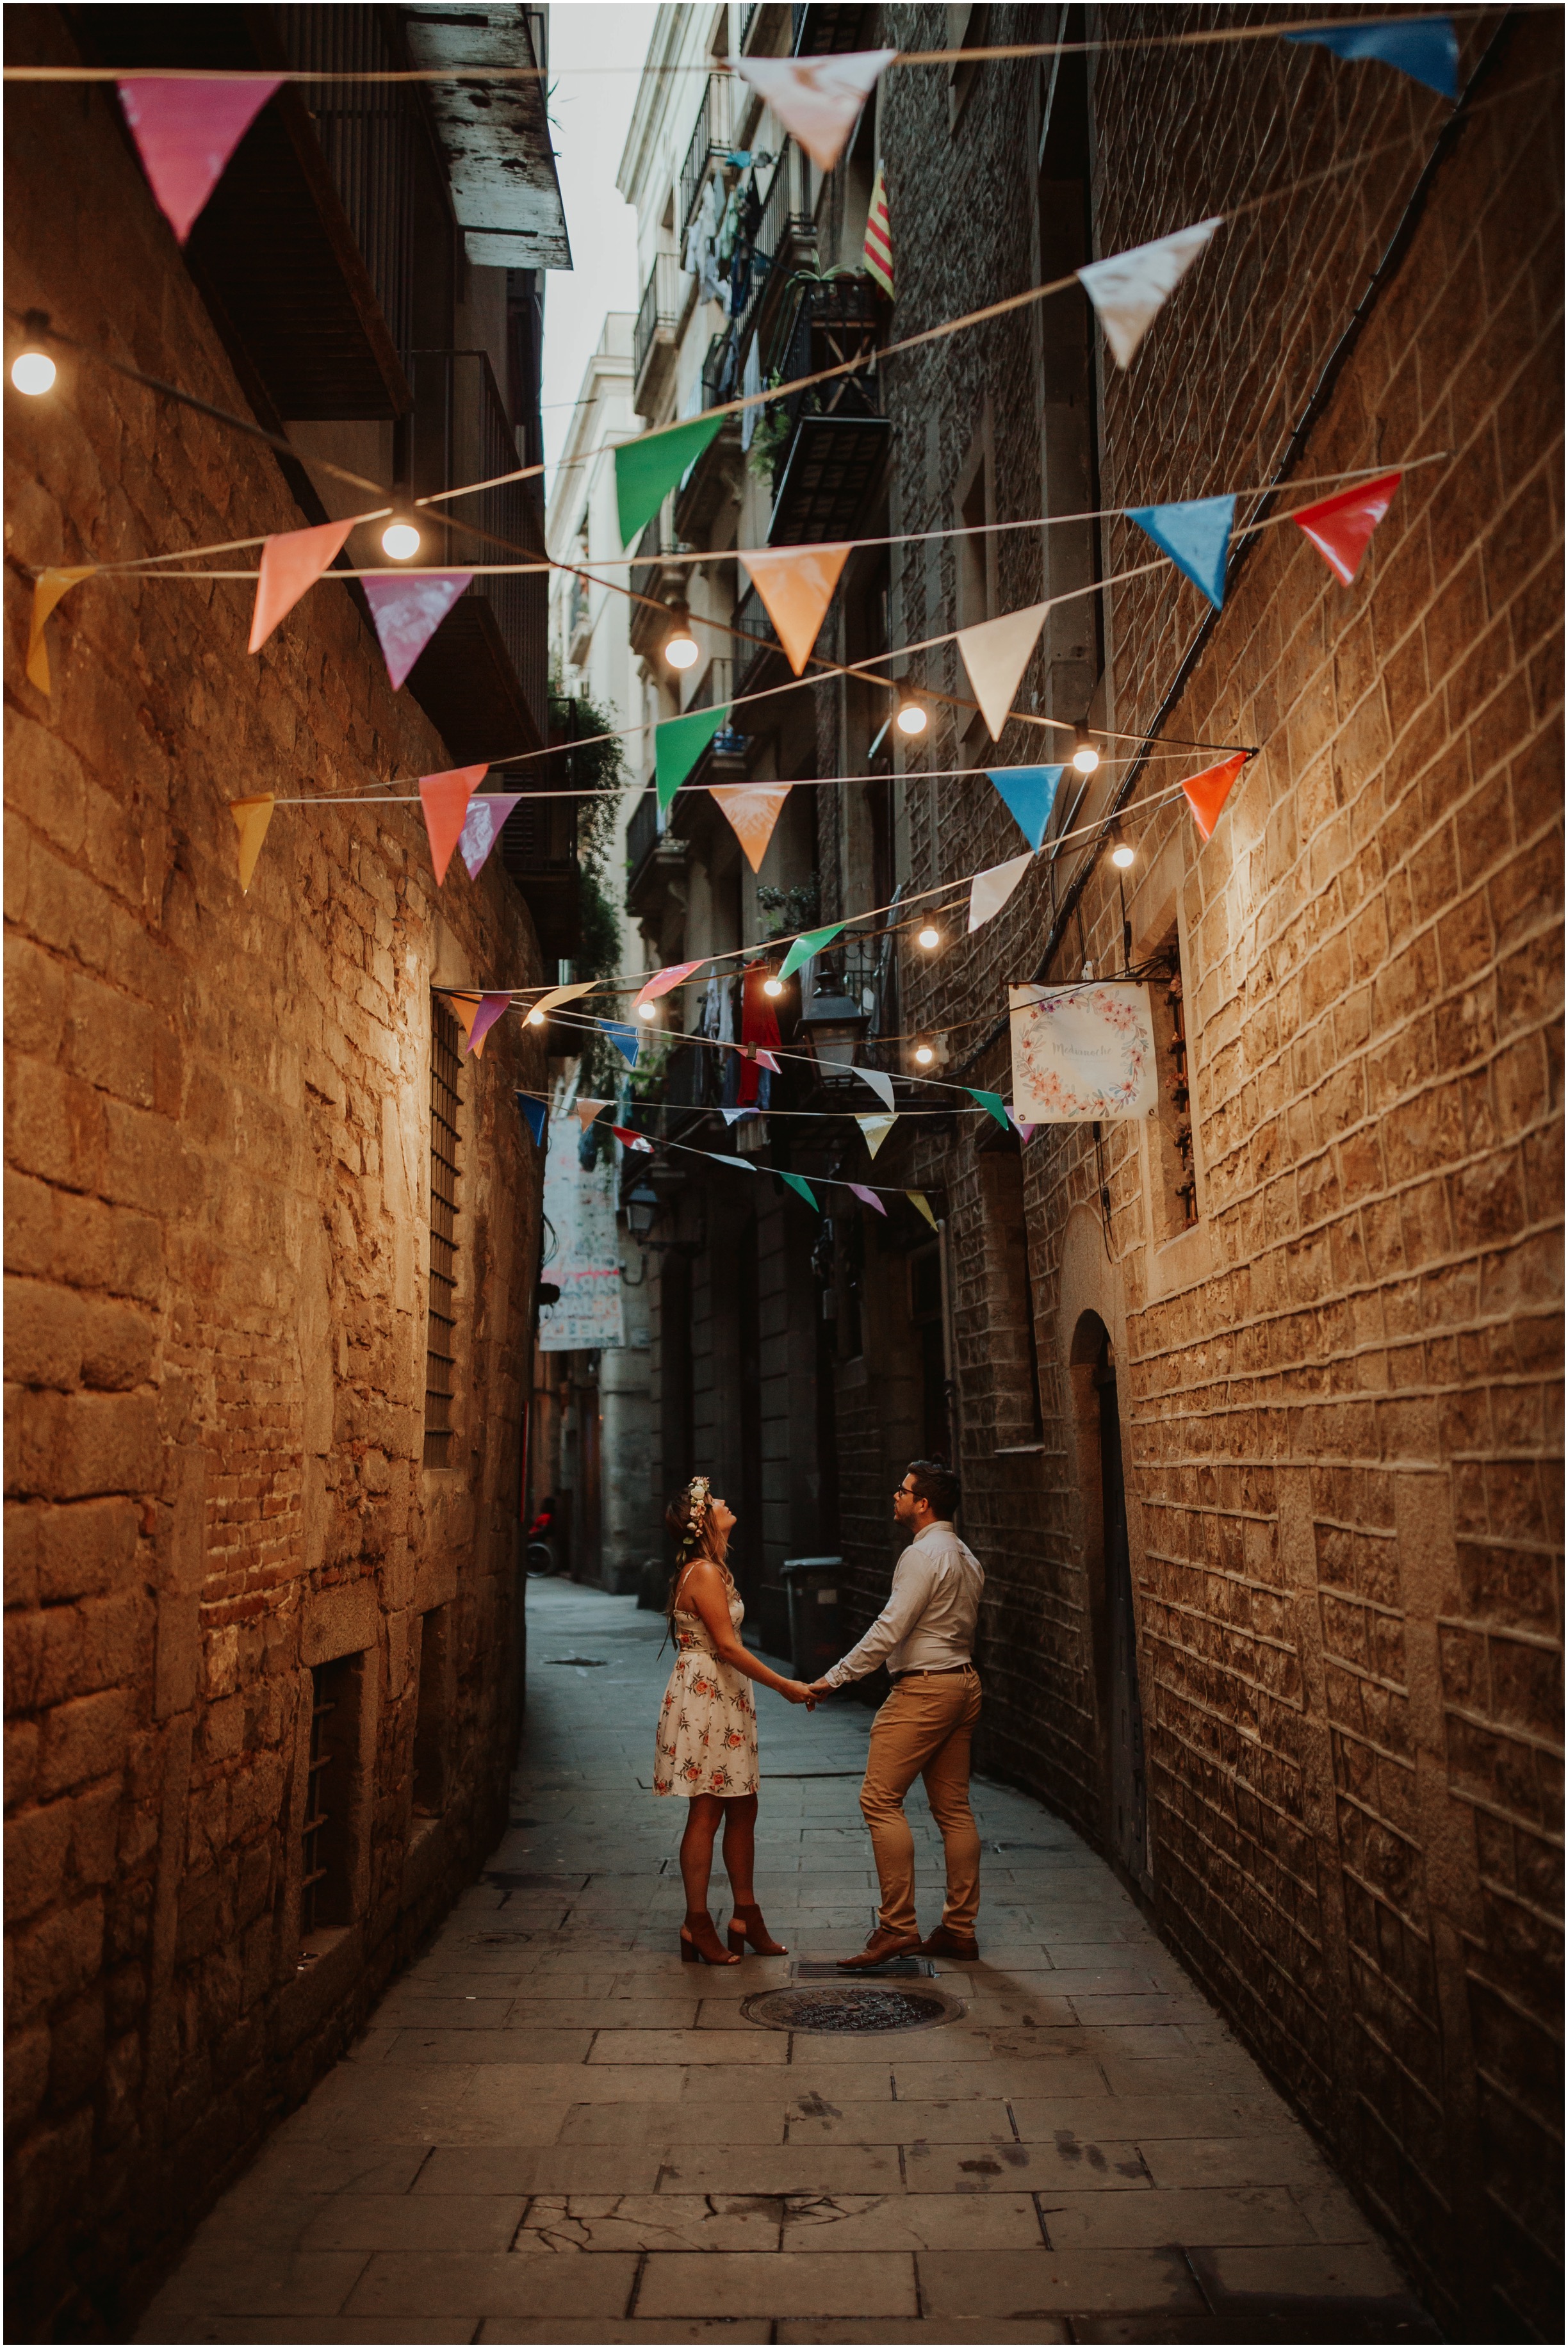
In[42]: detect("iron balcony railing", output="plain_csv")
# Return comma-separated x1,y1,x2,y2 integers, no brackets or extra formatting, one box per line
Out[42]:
626,784,662,883
679,74,734,234
633,252,683,386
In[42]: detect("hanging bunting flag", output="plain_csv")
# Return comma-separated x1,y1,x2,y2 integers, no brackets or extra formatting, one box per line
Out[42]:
656,702,730,813
363,572,472,691
450,994,481,1048
612,1125,655,1154
1284,17,1458,100
969,848,1035,933
850,1182,888,1216
958,602,1049,740
575,1097,612,1129
863,165,893,298
755,1049,782,1074
1291,472,1402,587
117,76,283,244
778,1170,820,1211
907,1191,940,1231
968,1088,1012,1132
856,1068,895,1114
740,544,852,674
710,782,792,874
1078,218,1222,370
1009,1111,1038,1142
598,1020,642,1067
418,765,487,885
534,981,598,1018
249,518,355,654
616,414,724,545
778,922,846,984
1129,496,1236,610
735,49,896,172
457,793,523,881
987,766,1063,854
229,794,275,893
635,959,706,1008
26,567,95,694
1182,752,1248,844
465,994,512,1059
712,1154,758,1171
858,1113,896,1158
517,1093,548,1147
721,1106,757,1127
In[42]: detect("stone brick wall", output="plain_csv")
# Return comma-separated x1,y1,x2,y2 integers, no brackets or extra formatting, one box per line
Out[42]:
4,71,546,2340
829,7,1561,2335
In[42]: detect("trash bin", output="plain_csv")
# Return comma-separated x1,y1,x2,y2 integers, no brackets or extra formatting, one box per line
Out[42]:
781,1556,844,1684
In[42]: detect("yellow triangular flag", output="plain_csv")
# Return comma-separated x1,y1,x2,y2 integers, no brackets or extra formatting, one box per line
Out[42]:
229,795,275,893
908,1191,939,1231
857,1113,896,1159
740,545,852,676
956,601,1049,740
27,567,96,694
534,981,598,1017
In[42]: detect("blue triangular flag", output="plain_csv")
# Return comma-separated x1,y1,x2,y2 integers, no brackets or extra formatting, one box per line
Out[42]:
1286,17,1457,101
1129,495,1236,611
598,1019,641,1068
517,1093,548,1146
986,766,1063,852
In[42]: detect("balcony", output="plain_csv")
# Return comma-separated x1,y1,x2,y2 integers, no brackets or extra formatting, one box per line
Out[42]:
673,333,744,542
496,786,580,965
734,142,817,359
792,4,879,54
633,252,687,417
766,278,890,545
628,498,692,660
626,784,689,922
731,580,787,702
679,75,736,236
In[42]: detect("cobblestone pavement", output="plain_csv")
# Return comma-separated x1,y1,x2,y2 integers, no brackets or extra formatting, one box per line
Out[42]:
140,1583,1436,2344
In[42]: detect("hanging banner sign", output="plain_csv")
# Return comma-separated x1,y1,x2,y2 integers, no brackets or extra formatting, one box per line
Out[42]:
1009,982,1158,1121
537,1097,625,1353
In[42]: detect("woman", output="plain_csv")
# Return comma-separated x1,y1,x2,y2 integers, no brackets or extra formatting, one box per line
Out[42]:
654,1475,815,1964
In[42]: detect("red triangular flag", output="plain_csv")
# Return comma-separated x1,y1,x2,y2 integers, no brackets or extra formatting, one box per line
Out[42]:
363,573,472,690
1292,472,1401,587
420,765,487,884
612,1126,655,1154
1182,753,1248,843
249,518,355,653
117,77,283,244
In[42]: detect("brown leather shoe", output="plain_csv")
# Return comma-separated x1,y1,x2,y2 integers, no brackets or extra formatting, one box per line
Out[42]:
920,1925,981,1962
837,1925,924,1971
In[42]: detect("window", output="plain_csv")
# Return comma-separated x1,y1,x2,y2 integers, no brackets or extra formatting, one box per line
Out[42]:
412,1608,450,1818
300,1654,363,1943
425,999,462,1464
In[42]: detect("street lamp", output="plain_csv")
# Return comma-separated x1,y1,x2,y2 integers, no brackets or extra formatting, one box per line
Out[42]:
799,971,870,1085
626,1184,660,1241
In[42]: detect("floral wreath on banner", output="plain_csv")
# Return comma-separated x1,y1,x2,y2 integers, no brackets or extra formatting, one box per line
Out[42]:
1013,986,1154,1120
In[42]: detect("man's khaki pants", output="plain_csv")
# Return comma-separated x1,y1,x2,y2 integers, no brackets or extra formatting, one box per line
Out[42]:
860,1667,982,1937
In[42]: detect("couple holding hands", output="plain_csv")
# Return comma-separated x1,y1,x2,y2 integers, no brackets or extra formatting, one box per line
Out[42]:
653,1460,985,1971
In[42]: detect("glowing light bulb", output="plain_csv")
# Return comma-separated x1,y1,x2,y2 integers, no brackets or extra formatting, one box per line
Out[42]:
1110,840,1135,870
636,1000,657,1022
664,617,699,670
382,521,421,560
914,1042,935,1067
895,699,927,736
1072,724,1100,775
762,975,784,999
526,1006,546,1026
11,348,56,396
917,925,941,951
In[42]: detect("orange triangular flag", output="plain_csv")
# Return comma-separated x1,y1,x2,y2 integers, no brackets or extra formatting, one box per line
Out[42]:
740,544,852,676
575,1097,611,1128
1182,753,1248,843
420,765,487,885
710,783,792,875
249,518,355,653
229,795,275,892
450,995,480,1050
26,567,96,694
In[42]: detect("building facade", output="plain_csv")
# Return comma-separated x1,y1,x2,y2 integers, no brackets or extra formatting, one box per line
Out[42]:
4,6,568,2334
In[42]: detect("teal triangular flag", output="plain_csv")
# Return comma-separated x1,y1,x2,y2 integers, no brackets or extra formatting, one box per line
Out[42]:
1129,495,1235,611
1285,17,1457,100
656,703,729,813
597,1019,641,1067
517,1093,548,1146
778,1170,819,1211
968,1088,1011,1131
778,922,845,982
616,414,724,545
987,766,1063,852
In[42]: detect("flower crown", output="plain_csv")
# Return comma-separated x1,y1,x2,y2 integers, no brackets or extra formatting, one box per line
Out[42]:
678,1475,712,1558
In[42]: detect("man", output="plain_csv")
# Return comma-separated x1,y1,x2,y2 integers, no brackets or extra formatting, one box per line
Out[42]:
810,1460,985,1968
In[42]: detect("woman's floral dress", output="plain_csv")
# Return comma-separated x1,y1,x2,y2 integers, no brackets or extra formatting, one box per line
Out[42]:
653,1572,759,1797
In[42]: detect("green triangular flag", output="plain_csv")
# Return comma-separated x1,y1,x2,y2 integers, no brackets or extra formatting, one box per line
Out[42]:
778,922,845,982
616,415,724,544
968,1088,1011,1131
778,1171,819,1211
656,703,730,813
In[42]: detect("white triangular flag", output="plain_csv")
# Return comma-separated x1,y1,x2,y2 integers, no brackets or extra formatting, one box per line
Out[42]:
857,1113,896,1159
856,1067,895,1113
956,602,1049,741
736,49,895,172
968,849,1034,932
1077,218,1222,370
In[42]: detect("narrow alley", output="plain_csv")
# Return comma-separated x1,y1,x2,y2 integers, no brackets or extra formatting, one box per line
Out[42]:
138,1583,1431,2344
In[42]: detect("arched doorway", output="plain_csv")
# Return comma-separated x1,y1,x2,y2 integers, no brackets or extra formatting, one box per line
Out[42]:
1071,1312,1148,1886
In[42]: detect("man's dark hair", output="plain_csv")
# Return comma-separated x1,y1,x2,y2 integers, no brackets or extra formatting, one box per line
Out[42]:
908,1458,961,1520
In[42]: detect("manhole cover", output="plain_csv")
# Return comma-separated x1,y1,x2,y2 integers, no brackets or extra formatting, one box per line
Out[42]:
742,1984,964,2034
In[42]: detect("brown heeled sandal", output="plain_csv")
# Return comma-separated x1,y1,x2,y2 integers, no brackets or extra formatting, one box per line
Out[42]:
727,1902,788,1956
680,1910,741,1965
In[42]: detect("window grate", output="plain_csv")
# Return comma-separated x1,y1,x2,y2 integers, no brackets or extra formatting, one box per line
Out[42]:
425,1000,462,1462
301,1662,338,1939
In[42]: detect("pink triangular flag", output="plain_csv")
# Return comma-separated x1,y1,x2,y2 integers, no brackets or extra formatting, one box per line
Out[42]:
1078,218,1222,369
1293,472,1402,587
635,959,705,1007
957,603,1049,740
466,994,512,1058
968,849,1034,931
458,792,523,879
363,572,472,690
575,1097,611,1128
420,765,487,885
1008,1111,1037,1143
756,1049,781,1075
117,76,283,243
740,546,852,675
1182,753,1248,844
849,1184,888,1216
710,783,792,875
736,50,895,172
249,518,355,653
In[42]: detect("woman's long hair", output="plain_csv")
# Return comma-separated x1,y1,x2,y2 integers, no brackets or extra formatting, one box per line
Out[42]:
664,1481,728,1615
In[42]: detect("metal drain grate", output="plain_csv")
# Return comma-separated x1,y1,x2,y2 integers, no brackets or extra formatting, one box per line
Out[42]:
742,1984,963,2034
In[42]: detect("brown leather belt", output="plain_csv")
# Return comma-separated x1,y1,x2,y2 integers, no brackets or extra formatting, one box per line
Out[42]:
890,1662,975,1682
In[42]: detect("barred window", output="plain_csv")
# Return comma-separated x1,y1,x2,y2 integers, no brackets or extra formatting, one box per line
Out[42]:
425,999,462,1464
